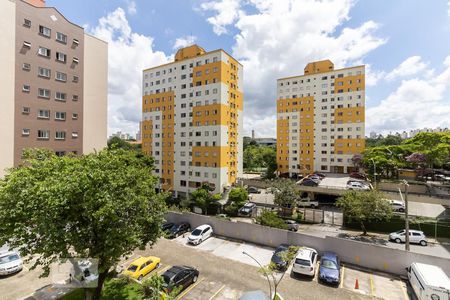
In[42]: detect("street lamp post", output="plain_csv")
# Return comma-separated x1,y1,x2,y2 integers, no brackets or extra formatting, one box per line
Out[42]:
398,180,410,251
242,251,272,298
370,158,377,189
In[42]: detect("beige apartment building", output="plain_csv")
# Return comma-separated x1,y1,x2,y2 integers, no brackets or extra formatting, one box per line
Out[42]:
277,60,365,176
141,45,243,197
0,0,108,177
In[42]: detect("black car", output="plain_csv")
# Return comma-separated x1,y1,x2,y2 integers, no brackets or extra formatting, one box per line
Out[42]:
167,222,191,239
300,178,318,186
162,265,199,293
271,244,291,271
247,187,261,194
162,222,175,232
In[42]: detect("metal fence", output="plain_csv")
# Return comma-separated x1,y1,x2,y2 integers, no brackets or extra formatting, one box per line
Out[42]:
300,207,343,226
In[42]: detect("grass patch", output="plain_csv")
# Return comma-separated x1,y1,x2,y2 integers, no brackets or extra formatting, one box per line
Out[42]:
61,289,84,300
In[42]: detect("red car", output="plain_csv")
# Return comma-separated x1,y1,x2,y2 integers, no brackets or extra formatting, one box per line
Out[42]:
349,172,368,180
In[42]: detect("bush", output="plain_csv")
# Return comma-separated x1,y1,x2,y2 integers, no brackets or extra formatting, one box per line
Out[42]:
256,210,288,230
102,278,143,300
228,188,248,205
224,203,240,217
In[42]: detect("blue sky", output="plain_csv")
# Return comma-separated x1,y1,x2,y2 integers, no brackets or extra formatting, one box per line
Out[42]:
47,0,450,138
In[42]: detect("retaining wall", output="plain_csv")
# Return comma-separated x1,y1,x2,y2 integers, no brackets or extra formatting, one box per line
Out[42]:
166,212,450,276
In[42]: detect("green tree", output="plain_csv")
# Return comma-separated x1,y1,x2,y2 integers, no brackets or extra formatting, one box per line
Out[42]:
228,187,248,205
0,148,168,300
272,179,298,209
261,147,277,179
336,190,393,235
142,274,182,299
256,210,288,229
190,184,221,215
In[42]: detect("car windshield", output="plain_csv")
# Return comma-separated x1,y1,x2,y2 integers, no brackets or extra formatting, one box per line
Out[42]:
171,225,181,231
127,265,138,272
321,259,337,270
191,229,202,236
0,254,20,264
395,230,405,234
295,258,311,266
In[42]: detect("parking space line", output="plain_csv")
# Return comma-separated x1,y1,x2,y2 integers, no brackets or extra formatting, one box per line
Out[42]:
208,284,225,300
314,261,320,282
369,273,374,296
340,264,345,288
157,265,171,275
176,277,205,300
399,279,409,300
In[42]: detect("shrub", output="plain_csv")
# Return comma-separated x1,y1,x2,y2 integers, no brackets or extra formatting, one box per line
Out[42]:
256,210,288,230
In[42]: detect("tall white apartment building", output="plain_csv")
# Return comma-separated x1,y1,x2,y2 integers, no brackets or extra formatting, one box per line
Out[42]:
277,60,365,176
141,45,243,197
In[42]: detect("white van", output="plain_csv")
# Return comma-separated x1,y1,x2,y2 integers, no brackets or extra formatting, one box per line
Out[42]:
407,262,450,300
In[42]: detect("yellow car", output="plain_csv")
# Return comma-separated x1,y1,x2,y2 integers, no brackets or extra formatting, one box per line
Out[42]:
123,256,161,280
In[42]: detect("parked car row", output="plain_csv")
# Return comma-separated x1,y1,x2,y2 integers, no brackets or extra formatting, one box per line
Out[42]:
270,245,341,285
297,173,326,187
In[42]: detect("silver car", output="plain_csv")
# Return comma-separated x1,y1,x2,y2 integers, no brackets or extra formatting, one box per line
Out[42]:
0,251,23,276
389,229,428,246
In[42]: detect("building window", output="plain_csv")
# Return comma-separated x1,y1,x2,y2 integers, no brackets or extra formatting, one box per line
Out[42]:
55,72,67,82
23,41,32,48
72,113,78,120
56,52,67,63
72,57,79,64
72,95,79,101
55,112,66,120
72,132,78,138
22,63,31,71
38,67,51,78
55,151,66,157
56,32,67,44
55,131,66,140
22,107,31,114
73,76,79,83
22,128,30,136
38,88,50,98
22,85,30,92
38,46,51,58
55,92,67,101
73,39,79,46
39,25,51,37
23,19,31,27
37,130,50,139
38,109,50,119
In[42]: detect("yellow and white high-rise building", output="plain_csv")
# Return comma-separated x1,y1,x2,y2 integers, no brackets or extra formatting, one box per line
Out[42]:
276,60,365,176
141,45,243,197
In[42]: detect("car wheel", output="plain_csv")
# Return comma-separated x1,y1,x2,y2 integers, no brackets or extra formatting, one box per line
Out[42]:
175,232,179,237
138,275,143,281
199,238,203,244
310,205,316,209
420,240,427,246
193,275,198,283
399,208,405,213
395,238,402,244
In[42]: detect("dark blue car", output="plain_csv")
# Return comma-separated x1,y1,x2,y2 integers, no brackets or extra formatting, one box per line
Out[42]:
319,252,341,285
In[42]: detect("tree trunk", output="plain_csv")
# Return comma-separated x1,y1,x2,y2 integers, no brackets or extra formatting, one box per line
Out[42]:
360,221,367,236
93,270,109,300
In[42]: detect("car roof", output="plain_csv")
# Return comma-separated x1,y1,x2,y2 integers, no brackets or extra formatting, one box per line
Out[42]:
0,251,19,257
321,252,338,260
412,263,450,288
195,224,211,230
130,256,157,265
296,247,317,259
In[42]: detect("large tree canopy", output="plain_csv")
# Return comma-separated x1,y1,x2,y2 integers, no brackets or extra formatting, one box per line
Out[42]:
0,148,168,299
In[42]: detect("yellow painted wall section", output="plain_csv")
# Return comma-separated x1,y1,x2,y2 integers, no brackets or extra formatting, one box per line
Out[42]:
141,120,152,156
192,104,229,126
277,117,289,173
174,45,206,61
304,60,334,75
192,146,229,167
142,91,175,191
334,107,365,124
334,138,365,155
334,74,365,93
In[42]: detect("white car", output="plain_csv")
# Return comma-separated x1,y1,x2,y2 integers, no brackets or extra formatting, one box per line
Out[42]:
292,247,318,276
187,224,213,245
389,200,405,212
297,198,319,209
347,181,370,191
389,229,428,246
0,251,23,276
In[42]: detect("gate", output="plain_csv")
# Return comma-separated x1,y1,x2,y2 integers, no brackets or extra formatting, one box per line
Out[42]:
302,208,343,226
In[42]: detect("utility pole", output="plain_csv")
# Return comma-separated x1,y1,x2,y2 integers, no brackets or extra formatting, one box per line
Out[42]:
370,158,377,189
399,180,410,251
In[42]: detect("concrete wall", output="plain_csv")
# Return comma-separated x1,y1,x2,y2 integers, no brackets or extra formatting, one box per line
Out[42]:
82,33,108,153
166,212,450,276
0,0,16,177
379,182,428,194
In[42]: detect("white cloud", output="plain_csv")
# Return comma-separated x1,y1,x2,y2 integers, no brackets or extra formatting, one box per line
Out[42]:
90,7,171,136
201,0,386,137
385,56,428,81
200,0,242,35
448,1,450,16
127,0,137,15
367,56,450,134
173,35,198,50
365,64,385,87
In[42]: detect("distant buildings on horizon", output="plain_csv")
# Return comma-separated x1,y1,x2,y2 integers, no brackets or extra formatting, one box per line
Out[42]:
369,127,449,140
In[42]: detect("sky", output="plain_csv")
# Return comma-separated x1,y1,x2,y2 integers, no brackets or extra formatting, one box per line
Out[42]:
47,0,450,138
